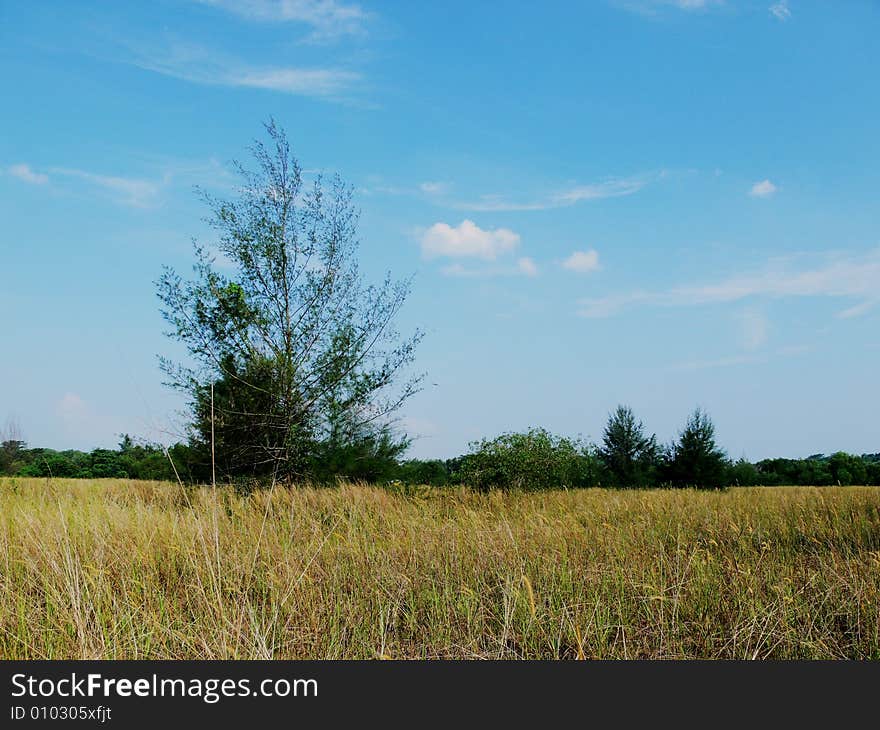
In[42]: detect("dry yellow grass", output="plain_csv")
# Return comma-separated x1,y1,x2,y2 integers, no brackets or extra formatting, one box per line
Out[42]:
1,477,878,659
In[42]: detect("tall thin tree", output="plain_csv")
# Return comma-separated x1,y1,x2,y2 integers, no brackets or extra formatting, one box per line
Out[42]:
157,121,423,482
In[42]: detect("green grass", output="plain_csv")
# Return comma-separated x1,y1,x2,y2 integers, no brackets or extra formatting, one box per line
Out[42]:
1,477,878,659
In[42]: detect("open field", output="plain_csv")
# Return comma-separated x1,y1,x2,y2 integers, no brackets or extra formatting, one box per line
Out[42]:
1,477,878,659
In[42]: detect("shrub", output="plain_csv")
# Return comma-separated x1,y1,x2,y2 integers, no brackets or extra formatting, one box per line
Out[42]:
459,428,600,491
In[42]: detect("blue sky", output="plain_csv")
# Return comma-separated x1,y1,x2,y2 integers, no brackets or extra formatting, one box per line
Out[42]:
2,0,878,460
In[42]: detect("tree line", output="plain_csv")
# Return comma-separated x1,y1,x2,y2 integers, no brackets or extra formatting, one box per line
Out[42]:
397,407,880,489
3,413,879,489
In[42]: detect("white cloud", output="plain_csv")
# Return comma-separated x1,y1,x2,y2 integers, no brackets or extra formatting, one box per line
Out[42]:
769,1,791,21
51,167,163,208
197,0,368,39
421,220,520,260
563,249,601,274
7,163,49,185
419,181,450,195
749,179,778,198
577,249,880,319
517,257,538,277
127,42,360,98
736,307,769,350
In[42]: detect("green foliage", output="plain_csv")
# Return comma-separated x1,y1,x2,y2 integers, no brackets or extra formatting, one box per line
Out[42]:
394,459,452,486
756,456,827,486
309,429,409,484
727,458,761,486
458,428,601,491
5,436,189,482
828,451,868,486
0,439,26,476
664,408,730,489
599,405,659,487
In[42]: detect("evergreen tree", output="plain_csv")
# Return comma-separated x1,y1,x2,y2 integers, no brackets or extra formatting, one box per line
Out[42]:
666,408,729,488
599,405,659,487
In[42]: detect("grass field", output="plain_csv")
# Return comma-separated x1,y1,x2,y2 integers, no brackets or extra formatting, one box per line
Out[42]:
1,477,878,659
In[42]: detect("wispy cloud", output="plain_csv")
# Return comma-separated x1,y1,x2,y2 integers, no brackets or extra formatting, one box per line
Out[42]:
667,0,714,7
749,179,778,198
615,0,721,16
517,257,539,277
57,392,87,421
440,260,538,279
671,345,809,372
197,0,369,40
421,220,520,261
6,163,49,185
6,161,167,207
673,353,764,371
769,1,791,21
126,41,361,99
419,181,450,195
563,249,601,274
51,167,164,208
578,249,880,319
454,175,651,212
736,307,769,350
363,173,655,211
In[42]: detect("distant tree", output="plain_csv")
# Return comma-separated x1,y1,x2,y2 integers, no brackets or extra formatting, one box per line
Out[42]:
309,429,408,483
727,457,760,486
87,449,126,479
598,405,659,487
665,408,730,488
156,121,423,482
395,458,451,486
460,428,600,491
0,417,26,475
827,452,868,485
865,456,880,486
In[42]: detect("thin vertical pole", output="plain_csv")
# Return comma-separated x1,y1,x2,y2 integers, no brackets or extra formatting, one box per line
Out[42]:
211,382,216,489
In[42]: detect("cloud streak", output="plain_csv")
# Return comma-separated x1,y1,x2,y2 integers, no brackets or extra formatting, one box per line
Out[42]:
197,0,369,40
671,345,810,372
453,175,651,212
440,260,538,279
737,307,769,350
616,0,721,16
7,163,49,185
51,167,164,208
362,172,656,212
6,161,167,208
578,249,880,319
126,41,361,98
